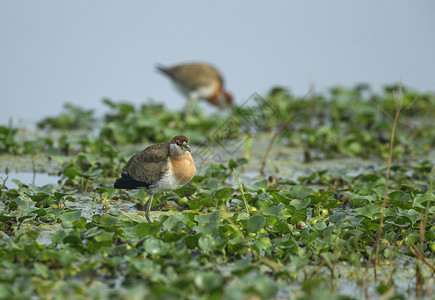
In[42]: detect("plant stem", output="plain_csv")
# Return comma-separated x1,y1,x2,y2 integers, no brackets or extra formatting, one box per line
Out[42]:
259,115,294,176
233,168,249,215
366,84,402,279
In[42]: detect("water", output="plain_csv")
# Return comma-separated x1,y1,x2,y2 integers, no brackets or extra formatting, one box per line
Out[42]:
0,172,61,189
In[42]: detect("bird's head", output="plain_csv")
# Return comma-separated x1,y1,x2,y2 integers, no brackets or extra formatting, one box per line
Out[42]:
223,91,233,106
209,90,233,108
170,135,191,155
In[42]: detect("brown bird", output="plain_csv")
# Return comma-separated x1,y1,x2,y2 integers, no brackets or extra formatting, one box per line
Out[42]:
156,62,233,113
114,135,196,222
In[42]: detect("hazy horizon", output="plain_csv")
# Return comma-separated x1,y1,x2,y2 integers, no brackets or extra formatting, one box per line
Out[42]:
1,1,434,125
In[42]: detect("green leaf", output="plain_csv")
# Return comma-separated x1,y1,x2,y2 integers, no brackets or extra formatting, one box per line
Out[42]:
94,231,115,242
135,222,153,238
59,210,82,228
215,187,235,201
195,210,220,224
51,230,67,244
194,272,223,292
264,204,285,216
27,192,50,203
198,236,215,251
290,198,311,211
143,237,170,256
98,214,118,227
64,166,78,179
0,215,16,223
173,185,197,197
254,236,272,252
271,192,291,205
289,211,307,225
355,204,381,219
53,190,77,200
247,215,266,233
330,212,346,224
289,185,312,199
244,180,268,192
389,191,412,209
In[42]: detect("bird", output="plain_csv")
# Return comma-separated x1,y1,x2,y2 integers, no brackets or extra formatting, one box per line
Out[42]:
156,62,233,113
114,135,196,222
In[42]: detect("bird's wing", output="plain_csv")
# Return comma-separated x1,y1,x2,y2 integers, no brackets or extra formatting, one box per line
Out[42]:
122,142,170,184
157,63,222,90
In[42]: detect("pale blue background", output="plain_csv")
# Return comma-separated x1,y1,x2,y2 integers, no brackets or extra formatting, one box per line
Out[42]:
1,1,434,124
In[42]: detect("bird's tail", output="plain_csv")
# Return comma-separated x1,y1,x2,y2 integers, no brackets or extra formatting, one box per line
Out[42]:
155,63,170,76
114,174,149,189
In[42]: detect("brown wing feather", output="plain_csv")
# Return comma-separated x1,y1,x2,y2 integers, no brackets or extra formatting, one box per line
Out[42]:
158,63,223,90
122,142,170,184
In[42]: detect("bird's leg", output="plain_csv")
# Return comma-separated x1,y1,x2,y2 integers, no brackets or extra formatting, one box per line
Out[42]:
144,193,154,222
184,96,199,117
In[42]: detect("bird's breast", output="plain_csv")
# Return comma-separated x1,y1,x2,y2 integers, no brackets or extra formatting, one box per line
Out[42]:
150,154,196,193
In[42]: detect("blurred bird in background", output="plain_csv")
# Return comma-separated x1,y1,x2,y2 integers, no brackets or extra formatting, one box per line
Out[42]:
156,62,233,114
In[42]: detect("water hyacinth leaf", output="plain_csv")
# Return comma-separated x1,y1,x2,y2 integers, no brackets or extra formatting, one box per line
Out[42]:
289,185,313,199
98,214,119,227
173,185,197,197
0,215,16,223
6,200,18,210
26,192,50,203
198,235,215,251
63,166,79,179
183,234,200,249
187,198,202,210
192,222,219,235
313,220,327,231
200,196,217,208
289,211,307,225
196,192,216,208
143,237,170,256
244,180,268,192
195,210,220,224
135,222,154,238
238,212,250,220
385,216,411,228
18,214,35,223
59,210,82,228
194,272,223,292
355,204,382,219
264,203,285,216
329,212,346,224
5,189,19,199
271,192,291,205
94,231,115,242
247,215,266,233
252,276,278,299
413,193,434,209
215,187,235,201
162,216,185,232
388,191,412,209
51,230,67,244
33,262,49,279
254,236,272,253
398,209,420,224
290,198,311,211
29,184,54,194
15,229,39,242
53,190,77,200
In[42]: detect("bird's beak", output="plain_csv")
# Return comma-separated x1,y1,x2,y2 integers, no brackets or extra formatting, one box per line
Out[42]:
182,144,191,152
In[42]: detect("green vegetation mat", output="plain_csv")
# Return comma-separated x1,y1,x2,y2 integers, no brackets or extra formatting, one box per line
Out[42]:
0,85,434,299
